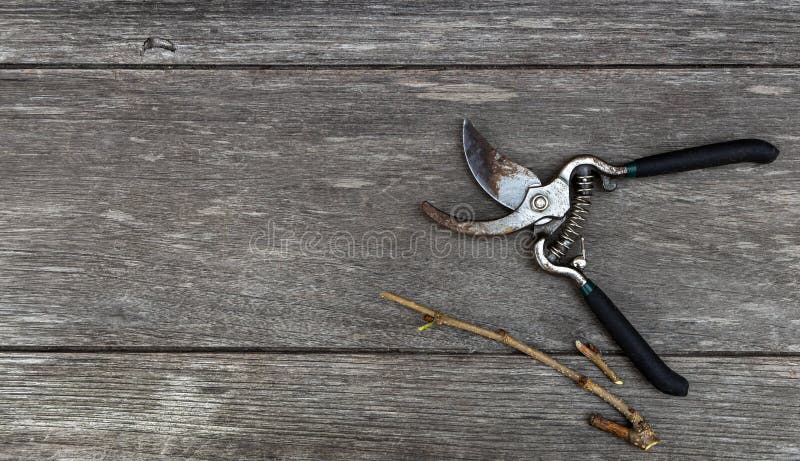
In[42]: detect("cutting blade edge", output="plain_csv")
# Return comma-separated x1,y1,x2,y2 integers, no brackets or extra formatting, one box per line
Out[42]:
462,119,541,210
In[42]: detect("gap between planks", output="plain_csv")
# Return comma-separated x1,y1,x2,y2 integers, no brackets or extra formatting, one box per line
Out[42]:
4,63,800,71
0,347,798,358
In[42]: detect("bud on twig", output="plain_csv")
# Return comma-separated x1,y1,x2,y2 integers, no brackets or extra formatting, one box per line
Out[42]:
575,339,623,385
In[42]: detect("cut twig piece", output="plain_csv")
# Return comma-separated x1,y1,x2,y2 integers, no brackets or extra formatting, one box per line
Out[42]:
590,414,660,451
575,339,624,385
379,291,660,450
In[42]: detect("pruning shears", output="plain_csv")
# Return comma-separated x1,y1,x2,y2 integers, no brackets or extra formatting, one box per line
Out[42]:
422,119,779,396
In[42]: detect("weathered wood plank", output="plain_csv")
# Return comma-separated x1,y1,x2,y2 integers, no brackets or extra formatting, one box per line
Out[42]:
1,68,798,350
0,353,797,459
1,1,799,65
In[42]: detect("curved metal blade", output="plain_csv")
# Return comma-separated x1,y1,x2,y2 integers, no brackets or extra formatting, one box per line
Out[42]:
463,119,541,210
421,201,539,236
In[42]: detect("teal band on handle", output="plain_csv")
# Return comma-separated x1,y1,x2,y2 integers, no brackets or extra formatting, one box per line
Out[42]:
625,163,637,178
580,279,596,296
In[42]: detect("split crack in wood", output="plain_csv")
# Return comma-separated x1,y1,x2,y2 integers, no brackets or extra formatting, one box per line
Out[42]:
380,291,660,451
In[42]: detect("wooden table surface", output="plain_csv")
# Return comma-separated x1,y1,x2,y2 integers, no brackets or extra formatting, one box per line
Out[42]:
1,2,799,459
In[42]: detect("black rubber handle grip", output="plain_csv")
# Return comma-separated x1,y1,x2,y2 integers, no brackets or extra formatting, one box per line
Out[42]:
625,139,778,178
580,279,689,396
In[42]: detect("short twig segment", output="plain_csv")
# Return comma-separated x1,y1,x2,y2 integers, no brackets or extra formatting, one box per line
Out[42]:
575,339,624,385
380,291,660,450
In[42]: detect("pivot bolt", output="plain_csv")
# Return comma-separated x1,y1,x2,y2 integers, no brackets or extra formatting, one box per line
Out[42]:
531,194,549,211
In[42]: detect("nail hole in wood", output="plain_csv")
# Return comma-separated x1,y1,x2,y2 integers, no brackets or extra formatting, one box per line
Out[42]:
142,37,176,53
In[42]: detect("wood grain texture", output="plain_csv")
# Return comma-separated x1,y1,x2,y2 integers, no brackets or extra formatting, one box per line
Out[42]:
0,353,797,460
1,1,799,65
1,68,797,351
2,2,798,458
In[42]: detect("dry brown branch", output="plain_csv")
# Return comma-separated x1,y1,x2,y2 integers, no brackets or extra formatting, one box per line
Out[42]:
575,339,624,385
380,291,660,450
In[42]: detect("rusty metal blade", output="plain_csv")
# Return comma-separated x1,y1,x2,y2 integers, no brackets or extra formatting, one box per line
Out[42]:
420,201,540,237
463,119,541,209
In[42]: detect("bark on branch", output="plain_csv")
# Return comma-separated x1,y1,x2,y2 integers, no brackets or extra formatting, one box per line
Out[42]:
380,291,660,450
576,339,624,385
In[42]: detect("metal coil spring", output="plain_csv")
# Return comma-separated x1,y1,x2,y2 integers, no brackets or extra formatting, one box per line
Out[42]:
547,173,594,261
